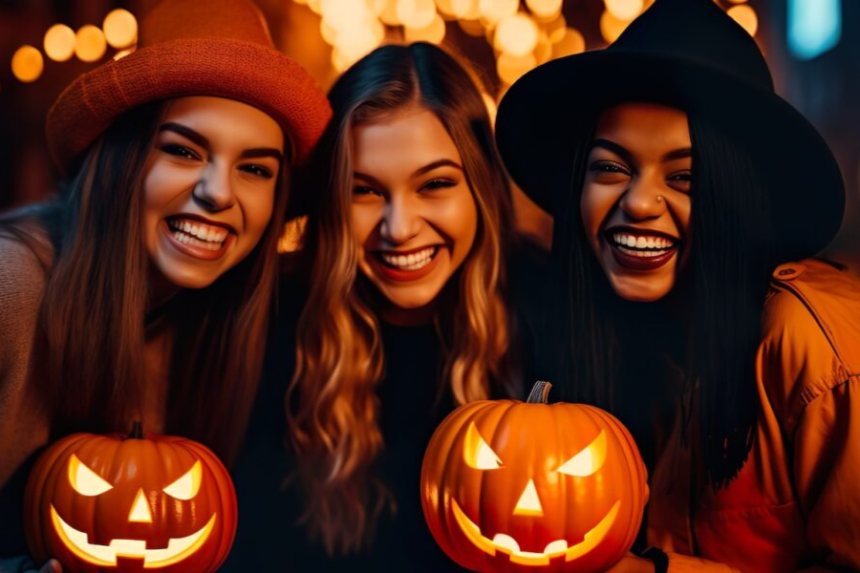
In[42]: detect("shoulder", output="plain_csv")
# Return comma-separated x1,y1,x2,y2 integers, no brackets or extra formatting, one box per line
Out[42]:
758,259,860,429
0,233,49,312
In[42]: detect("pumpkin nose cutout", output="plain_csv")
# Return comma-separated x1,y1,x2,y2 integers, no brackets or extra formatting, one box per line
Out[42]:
128,488,153,523
513,479,543,516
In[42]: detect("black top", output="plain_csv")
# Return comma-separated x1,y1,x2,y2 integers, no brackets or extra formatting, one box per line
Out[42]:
223,293,468,572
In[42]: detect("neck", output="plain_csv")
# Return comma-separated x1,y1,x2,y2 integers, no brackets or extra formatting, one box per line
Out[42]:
147,265,181,315
378,300,436,327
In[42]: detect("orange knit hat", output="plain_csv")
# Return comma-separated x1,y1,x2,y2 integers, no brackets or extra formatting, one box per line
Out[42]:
46,0,331,172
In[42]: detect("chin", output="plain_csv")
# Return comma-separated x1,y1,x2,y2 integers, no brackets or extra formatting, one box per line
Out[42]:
608,276,674,303
157,265,222,290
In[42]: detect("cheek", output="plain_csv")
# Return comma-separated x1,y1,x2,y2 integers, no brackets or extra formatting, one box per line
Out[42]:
440,190,479,253
238,185,276,240
350,203,381,251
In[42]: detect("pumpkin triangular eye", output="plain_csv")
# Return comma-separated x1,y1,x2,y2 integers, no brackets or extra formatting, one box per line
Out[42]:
163,461,202,500
68,454,113,496
463,422,502,470
557,429,607,476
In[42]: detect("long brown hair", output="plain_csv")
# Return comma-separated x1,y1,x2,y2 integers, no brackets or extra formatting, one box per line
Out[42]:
287,43,518,554
0,101,290,464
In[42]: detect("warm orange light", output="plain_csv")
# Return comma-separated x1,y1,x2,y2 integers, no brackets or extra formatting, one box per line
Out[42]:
103,9,137,49
44,24,76,62
513,479,543,516
458,19,485,37
404,13,446,44
495,13,539,57
496,52,537,86
75,25,107,63
450,0,478,19
129,489,153,523
11,46,44,83
728,0,748,3
113,48,135,60
278,217,308,253
478,0,517,24
600,10,633,44
397,0,437,29
553,27,586,58
544,14,567,43
604,0,644,21
324,0,375,31
526,0,563,20
728,4,758,36
481,92,497,126
307,0,323,14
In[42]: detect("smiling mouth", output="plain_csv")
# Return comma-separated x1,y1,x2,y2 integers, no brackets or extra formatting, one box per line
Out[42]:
608,231,677,258
451,498,620,566
376,246,440,272
166,216,232,252
51,505,216,568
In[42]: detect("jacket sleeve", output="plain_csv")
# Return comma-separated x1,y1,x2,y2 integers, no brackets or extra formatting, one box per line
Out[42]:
759,288,860,571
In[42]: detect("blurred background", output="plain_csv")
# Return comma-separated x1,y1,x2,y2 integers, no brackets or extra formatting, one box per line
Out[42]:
0,0,858,264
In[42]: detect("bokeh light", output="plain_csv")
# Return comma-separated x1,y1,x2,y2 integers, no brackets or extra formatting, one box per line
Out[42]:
544,14,567,43
12,46,44,83
113,47,136,60
604,0,644,21
526,0,563,20
44,24,76,62
450,0,479,19
600,10,633,43
75,25,107,63
405,13,446,44
458,19,485,37
497,52,537,85
728,4,758,36
397,0,437,29
495,13,539,57
478,0,517,24
103,9,138,49
553,27,586,58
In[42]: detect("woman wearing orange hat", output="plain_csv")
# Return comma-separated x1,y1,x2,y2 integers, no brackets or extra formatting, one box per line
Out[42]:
224,42,539,571
496,0,860,571
0,0,329,570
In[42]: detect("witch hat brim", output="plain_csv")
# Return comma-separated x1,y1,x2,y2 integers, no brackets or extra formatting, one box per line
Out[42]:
496,0,844,261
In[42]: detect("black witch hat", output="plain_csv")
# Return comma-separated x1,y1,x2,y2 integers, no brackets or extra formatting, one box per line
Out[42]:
496,0,844,260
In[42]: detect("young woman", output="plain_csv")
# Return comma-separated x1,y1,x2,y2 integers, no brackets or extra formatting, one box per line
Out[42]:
225,42,531,571
496,0,858,571
0,0,329,569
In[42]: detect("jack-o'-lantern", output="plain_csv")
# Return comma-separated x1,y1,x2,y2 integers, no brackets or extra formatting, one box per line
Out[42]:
24,423,237,573
421,382,648,572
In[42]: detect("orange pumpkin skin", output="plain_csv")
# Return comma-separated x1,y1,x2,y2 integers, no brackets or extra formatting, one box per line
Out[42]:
421,383,648,572
24,429,237,573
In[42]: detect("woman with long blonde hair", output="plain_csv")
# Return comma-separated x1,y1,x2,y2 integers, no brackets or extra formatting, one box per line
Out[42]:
227,42,530,571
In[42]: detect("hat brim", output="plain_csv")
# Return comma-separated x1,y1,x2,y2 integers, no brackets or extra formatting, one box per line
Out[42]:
496,51,845,260
47,38,331,172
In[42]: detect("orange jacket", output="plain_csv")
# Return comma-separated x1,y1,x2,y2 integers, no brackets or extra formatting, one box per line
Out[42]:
647,259,860,572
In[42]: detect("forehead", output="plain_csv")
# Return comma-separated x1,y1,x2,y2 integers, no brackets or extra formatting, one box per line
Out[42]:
161,96,284,149
594,102,690,154
351,106,461,175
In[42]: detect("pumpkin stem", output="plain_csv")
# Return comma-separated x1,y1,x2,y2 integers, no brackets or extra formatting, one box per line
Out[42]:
128,421,144,440
526,381,552,404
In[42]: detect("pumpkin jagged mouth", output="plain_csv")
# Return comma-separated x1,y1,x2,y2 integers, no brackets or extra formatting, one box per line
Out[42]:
50,505,216,568
451,498,621,566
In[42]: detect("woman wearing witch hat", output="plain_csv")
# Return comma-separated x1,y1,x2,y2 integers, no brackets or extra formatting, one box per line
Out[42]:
497,0,860,571
0,1,329,570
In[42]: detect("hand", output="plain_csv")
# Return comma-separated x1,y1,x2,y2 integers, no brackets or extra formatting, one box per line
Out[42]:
605,552,656,573
38,560,61,573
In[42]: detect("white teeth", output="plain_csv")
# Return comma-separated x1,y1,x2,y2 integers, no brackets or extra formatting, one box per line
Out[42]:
611,232,675,251
380,247,436,271
168,217,230,245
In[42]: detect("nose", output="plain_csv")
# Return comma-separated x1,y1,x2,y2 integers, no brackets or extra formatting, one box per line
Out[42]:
192,162,235,212
380,195,420,244
128,488,153,523
618,172,667,221
513,479,543,517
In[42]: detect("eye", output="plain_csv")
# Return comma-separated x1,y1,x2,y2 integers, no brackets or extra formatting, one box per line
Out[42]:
240,164,274,179
353,185,381,196
160,144,201,161
163,461,202,500
588,161,630,175
556,429,607,477
421,178,456,192
68,454,113,496
463,422,502,470
667,170,692,192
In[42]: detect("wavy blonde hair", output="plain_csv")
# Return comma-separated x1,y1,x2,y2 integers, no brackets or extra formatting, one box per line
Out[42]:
287,43,518,554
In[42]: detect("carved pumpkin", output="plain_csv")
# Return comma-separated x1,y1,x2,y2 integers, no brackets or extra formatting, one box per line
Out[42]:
24,423,237,573
421,382,648,572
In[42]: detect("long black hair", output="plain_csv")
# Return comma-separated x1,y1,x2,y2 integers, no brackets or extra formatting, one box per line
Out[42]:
552,107,776,489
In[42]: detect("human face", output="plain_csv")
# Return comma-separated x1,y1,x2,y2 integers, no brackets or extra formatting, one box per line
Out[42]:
581,103,692,302
351,106,478,321
143,96,285,290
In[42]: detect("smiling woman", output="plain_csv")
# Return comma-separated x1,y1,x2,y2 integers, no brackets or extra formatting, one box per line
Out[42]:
0,0,330,569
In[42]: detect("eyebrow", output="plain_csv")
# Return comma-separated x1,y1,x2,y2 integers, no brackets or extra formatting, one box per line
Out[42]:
353,159,463,186
159,122,283,164
590,138,691,163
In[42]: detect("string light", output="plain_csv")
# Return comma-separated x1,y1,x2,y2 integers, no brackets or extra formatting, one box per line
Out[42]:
543,14,567,43
404,13,446,43
526,0,563,20
727,4,758,36
75,25,107,62
458,19,486,37
12,45,44,83
600,10,633,43
497,52,537,85
553,26,585,58
478,0,517,24
44,24,76,62
103,9,138,49
397,0,437,29
495,13,539,57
